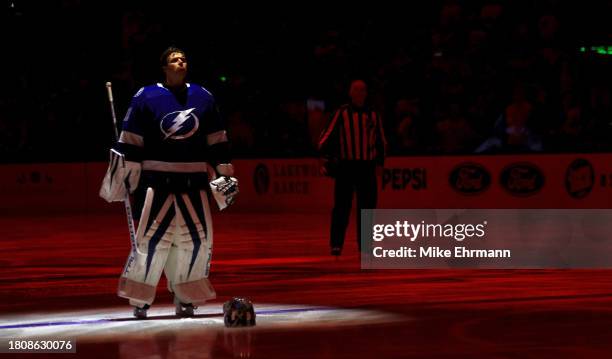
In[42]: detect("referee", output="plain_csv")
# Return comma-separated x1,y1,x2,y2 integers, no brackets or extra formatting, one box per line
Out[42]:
318,80,387,256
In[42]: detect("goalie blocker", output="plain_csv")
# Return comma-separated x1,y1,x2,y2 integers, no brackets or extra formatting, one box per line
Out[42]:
99,149,141,202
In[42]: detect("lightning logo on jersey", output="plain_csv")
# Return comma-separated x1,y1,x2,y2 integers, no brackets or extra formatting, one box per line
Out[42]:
160,108,200,140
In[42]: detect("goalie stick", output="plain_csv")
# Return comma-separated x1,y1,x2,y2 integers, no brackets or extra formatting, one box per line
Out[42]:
106,82,139,274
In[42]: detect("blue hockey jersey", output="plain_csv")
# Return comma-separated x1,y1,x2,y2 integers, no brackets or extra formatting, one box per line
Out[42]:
117,83,230,174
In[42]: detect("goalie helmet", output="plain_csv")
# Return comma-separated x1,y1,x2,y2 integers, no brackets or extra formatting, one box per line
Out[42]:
223,297,256,327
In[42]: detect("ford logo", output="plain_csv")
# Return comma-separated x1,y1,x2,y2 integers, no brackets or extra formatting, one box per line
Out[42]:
449,163,491,195
565,158,594,199
500,163,545,196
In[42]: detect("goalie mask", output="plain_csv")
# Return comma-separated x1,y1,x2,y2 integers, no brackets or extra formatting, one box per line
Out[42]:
223,297,256,327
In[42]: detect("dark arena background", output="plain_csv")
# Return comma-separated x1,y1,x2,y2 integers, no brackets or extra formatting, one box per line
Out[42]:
2,1,612,358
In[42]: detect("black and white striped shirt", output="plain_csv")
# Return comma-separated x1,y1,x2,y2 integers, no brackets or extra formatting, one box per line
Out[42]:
318,104,387,164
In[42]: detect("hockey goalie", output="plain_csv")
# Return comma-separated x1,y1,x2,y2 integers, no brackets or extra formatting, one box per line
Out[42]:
100,47,238,319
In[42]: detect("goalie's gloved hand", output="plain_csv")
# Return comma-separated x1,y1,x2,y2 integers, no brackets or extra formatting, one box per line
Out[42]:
99,148,141,202
209,175,239,210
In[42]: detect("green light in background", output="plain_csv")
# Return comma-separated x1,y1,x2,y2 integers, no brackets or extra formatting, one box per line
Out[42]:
219,76,228,82
581,45,612,56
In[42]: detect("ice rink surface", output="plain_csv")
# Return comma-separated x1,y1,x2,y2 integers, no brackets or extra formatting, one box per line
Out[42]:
2,212,612,358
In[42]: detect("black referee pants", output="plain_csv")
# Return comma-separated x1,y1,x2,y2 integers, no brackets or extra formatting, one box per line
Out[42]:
330,161,378,250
